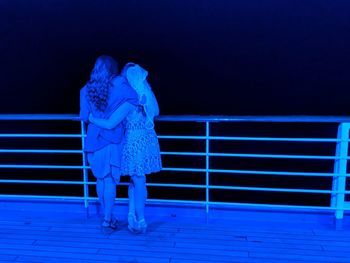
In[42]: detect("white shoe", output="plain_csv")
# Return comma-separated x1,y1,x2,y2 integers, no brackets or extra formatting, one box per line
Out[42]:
137,219,147,234
127,213,137,232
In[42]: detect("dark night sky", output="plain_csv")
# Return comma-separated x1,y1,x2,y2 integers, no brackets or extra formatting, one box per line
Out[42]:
0,0,350,115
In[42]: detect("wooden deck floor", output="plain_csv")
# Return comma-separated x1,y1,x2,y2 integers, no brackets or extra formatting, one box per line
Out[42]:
1,203,350,263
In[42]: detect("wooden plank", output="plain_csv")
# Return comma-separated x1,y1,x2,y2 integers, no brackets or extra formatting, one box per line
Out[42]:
0,232,175,247
16,256,95,263
0,255,17,262
323,244,350,252
313,229,350,237
0,228,111,239
0,248,169,262
99,246,247,258
170,258,331,263
0,237,35,245
246,247,350,258
175,239,323,251
0,224,51,231
0,243,98,254
16,255,169,263
35,239,175,250
156,223,313,235
249,252,350,262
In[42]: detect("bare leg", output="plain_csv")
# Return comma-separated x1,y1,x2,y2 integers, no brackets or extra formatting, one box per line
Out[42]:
132,175,146,221
103,176,116,222
128,175,147,233
110,166,120,222
128,178,137,229
96,178,105,214
128,179,135,215
133,175,147,233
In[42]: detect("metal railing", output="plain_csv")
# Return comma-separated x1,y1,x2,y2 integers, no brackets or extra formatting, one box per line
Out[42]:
0,114,349,219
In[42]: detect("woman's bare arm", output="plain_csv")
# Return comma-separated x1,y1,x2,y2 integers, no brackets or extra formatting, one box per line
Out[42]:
89,102,135,129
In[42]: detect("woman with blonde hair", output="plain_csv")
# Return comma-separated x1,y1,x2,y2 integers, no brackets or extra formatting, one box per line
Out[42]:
89,63,162,233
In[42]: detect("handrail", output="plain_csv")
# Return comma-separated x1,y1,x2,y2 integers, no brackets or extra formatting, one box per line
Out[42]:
0,114,79,121
1,114,350,123
157,115,350,123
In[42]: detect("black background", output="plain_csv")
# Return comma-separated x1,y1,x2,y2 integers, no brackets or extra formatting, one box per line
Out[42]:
1,0,349,115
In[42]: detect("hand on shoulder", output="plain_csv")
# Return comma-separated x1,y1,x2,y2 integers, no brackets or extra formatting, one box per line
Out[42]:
140,94,147,105
89,113,95,123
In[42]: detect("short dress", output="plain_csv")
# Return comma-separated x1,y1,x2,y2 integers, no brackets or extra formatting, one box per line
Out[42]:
121,106,162,176
87,143,121,183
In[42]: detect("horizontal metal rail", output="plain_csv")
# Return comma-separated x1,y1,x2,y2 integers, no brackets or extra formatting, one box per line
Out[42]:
0,114,349,220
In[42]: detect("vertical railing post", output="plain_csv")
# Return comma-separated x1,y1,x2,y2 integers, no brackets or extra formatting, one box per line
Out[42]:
80,121,90,217
205,121,210,220
331,122,349,221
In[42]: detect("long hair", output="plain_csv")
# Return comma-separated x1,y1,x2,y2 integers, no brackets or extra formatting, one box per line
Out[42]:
86,55,118,112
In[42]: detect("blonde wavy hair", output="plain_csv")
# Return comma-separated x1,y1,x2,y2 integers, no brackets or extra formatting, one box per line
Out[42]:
86,55,118,112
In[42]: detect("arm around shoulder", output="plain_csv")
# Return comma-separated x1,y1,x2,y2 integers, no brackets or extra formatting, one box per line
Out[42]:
89,102,135,129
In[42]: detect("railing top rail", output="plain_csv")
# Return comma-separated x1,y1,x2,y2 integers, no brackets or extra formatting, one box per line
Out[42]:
1,114,350,123
0,114,80,121
156,115,350,123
